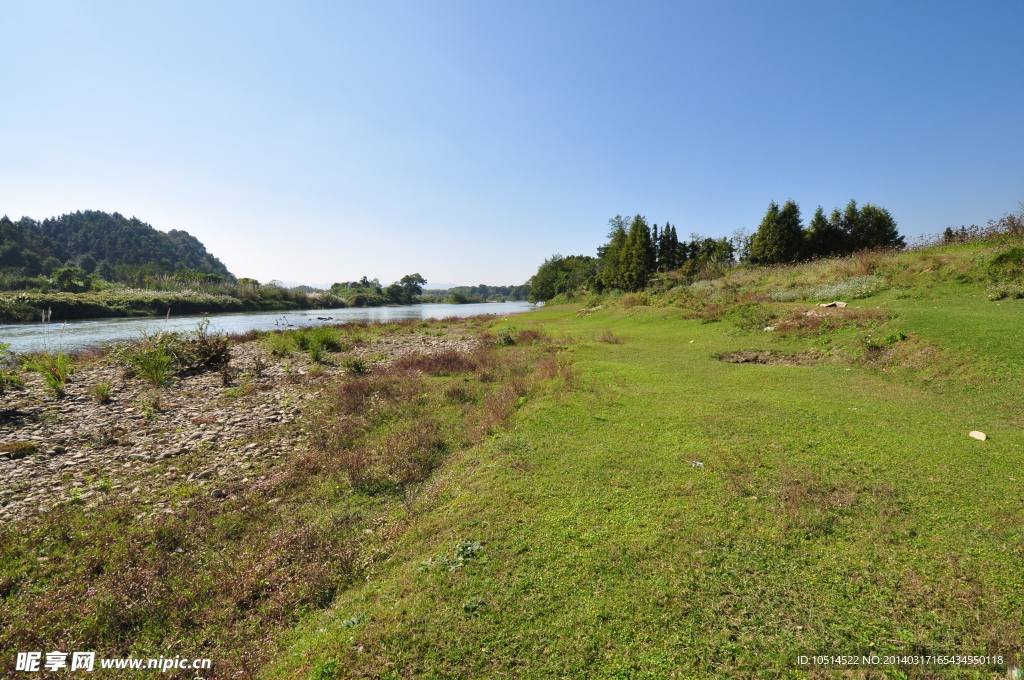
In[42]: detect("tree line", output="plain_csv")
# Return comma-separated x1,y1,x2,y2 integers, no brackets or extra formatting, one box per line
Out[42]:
530,200,903,301
0,211,233,286
750,199,903,264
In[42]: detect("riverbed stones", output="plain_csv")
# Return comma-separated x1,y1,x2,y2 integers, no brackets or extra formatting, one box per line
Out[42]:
0,325,480,521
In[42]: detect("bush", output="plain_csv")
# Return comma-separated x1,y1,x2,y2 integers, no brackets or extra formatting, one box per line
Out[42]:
988,247,1024,282
111,320,229,378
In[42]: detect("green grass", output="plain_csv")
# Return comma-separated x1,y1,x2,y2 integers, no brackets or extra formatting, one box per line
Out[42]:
265,266,1024,677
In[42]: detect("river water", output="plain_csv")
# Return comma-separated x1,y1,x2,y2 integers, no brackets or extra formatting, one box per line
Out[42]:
0,301,538,354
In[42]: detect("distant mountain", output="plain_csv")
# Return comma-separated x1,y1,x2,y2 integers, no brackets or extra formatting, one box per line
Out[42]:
0,210,233,279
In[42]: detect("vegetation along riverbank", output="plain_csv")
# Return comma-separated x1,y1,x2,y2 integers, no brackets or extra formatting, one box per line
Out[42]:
0,211,530,321
2,208,1023,677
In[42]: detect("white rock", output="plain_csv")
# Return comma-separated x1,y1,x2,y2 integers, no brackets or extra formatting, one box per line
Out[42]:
969,431,987,441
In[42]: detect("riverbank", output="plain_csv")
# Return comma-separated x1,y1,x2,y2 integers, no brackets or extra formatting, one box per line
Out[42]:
0,289,319,323
0,315,562,678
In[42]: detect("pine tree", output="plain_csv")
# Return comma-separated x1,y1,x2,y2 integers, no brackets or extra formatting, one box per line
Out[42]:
599,215,629,289
750,200,804,264
857,204,904,250
804,206,846,258
669,225,682,267
618,215,654,291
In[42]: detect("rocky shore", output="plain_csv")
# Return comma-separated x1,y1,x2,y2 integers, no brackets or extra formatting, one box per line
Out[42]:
0,327,478,521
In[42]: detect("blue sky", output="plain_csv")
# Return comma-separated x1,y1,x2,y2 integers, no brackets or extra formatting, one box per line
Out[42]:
2,1,1022,287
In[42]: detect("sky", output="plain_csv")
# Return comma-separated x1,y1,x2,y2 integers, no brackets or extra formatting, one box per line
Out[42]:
2,1,1023,287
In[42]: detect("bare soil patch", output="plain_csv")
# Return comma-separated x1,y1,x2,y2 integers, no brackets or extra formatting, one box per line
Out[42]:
717,350,820,366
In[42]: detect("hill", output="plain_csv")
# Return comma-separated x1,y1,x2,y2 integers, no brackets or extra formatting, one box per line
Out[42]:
0,210,233,280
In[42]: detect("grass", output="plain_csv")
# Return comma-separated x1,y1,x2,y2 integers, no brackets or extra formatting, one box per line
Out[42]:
21,350,74,397
4,240,1024,678
262,241,1024,678
90,380,113,403
0,319,555,679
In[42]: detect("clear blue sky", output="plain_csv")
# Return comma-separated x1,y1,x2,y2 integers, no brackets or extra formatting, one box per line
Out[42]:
2,1,1022,287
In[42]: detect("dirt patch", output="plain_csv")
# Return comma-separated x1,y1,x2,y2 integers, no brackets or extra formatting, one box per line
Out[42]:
717,350,819,366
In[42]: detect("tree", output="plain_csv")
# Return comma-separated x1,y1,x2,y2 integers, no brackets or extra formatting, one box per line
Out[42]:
857,203,904,250
385,283,405,303
804,206,846,258
617,215,655,291
529,254,598,302
399,273,426,302
749,200,804,264
598,215,629,290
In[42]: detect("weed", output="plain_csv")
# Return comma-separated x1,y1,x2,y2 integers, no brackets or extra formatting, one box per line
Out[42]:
308,342,327,365
495,329,516,346
22,351,74,397
311,660,340,680
220,364,238,387
598,330,623,344
340,612,367,629
0,371,24,396
462,598,485,615
130,348,173,387
265,333,293,357
0,441,37,458
249,355,269,378
90,381,113,404
342,357,368,375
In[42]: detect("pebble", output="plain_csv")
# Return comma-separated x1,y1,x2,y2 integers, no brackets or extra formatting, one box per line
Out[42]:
0,329,479,521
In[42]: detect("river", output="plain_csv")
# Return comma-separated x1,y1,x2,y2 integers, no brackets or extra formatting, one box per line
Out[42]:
0,301,538,354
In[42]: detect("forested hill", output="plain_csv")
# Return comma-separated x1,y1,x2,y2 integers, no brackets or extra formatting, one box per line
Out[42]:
0,210,233,279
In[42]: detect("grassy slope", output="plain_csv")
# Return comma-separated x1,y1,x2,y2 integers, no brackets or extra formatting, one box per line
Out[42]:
268,249,1024,678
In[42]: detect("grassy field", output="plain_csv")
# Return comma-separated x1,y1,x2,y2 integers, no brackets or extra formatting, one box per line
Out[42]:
266,245,1024,678
4,239,1022,679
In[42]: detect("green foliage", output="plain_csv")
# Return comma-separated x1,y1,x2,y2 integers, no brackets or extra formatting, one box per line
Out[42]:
0,369,24,396
423,283,530,302
988,247,1024,281
617,215,656,291
129,348,174,386
804,205,847,258
310,660,340,680
90,380,113,404
599,215,629,289
111,320,230,378
23,351,74,397
343,357,369,375
751,200,804,264
495,329,516,346
528,254,598,302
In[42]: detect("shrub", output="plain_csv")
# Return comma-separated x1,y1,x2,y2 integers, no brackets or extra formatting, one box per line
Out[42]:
495,329,516,346
989,247,1024,282
23,351,74,397
111,320,230,379
343,357,368,375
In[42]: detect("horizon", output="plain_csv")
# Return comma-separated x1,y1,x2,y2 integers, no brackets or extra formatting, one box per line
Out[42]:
3,1,1022,285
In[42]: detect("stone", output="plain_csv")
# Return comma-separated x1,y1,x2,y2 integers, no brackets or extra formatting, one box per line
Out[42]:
819,301,848,308
969,431,987,441
211,488,227,499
